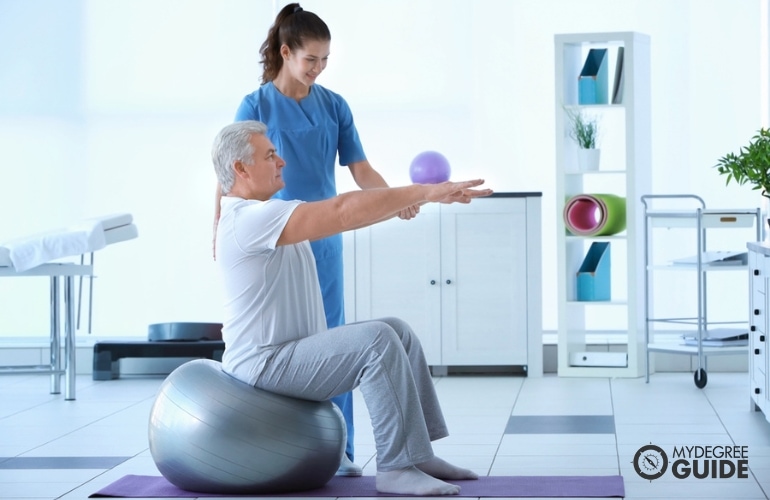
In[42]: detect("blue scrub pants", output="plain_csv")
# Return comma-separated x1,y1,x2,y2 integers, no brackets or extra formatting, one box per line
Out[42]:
315,252,355,461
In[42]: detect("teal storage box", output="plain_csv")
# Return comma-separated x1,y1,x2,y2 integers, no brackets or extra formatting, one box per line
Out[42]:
578,48,609,105
576,242,611,301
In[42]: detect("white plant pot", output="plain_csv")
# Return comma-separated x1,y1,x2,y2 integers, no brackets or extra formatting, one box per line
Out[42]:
577,148,601,171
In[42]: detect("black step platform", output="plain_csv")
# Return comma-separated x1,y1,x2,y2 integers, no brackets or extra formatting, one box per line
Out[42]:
92,322,224,381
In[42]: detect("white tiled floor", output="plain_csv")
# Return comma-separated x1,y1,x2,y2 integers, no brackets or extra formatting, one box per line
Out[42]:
1,370,769,499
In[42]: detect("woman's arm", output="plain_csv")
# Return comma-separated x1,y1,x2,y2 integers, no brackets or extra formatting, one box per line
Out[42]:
348,160,420,220
212,183,222,259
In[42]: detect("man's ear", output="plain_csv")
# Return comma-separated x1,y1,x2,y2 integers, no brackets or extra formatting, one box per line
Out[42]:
233,160,248,179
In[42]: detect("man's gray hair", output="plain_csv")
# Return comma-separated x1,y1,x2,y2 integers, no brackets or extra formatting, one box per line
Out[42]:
212,120,268,194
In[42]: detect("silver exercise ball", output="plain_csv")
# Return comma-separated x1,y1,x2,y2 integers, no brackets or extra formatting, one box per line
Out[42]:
148,359,346,494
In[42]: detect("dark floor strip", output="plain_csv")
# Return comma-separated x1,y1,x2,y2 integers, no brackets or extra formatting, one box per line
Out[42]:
0,456,131,469
505,415,615,434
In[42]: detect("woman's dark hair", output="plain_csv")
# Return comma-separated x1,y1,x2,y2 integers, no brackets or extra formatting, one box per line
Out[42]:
259,3,331,84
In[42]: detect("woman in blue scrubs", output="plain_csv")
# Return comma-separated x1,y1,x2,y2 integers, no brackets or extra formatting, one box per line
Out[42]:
215,3,418,476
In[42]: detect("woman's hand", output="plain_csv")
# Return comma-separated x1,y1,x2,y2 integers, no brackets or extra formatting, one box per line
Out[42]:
397,204,421,220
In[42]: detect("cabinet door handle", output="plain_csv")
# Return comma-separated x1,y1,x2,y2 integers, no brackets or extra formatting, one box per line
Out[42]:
751,325,757,331
755,348,761,355
430,280,436,285
761,335,766,342
756,388,762,395
445,279,452,285
755,309,761,316
754,269,760,276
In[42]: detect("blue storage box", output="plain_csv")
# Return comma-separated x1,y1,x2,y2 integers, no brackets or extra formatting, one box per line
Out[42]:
578,48,609,105
576,242,611,301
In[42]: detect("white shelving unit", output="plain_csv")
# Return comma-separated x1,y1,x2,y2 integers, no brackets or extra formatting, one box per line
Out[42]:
554,32,651,377
642,194,760,388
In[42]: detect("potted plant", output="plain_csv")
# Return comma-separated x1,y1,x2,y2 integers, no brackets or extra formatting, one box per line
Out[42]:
714,128,770,194
714,127,770,239
565,107,600,171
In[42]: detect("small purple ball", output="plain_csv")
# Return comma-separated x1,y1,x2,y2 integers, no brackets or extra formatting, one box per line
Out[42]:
409,151,451,184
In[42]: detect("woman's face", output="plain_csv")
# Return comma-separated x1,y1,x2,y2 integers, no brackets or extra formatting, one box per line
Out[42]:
281,39,330,87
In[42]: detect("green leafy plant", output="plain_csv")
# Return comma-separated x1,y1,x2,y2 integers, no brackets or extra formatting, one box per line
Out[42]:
565,107,599,149
714,128,770,197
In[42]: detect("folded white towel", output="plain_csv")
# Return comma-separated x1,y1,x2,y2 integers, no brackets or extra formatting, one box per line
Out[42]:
83,213,133,231
2,220,107,272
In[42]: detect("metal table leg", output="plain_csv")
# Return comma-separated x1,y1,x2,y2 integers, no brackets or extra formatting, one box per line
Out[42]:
64,275,76,400
50,276,61,395
0,263,91,399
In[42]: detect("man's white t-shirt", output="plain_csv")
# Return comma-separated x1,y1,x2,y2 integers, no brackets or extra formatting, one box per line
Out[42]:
216,196,327,385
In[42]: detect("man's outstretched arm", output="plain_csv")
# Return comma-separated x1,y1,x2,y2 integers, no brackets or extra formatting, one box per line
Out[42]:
277,180,492,246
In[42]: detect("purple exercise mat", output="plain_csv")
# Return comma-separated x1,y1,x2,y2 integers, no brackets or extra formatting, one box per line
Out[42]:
90,474,625,498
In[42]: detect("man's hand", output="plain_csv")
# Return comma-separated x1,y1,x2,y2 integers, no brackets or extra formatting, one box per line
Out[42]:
424,179,493,204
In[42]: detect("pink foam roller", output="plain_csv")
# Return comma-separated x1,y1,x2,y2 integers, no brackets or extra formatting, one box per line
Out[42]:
564,195,604,235
563,194,627,236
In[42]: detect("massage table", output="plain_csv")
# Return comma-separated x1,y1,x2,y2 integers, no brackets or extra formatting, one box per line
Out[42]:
0,214,138,400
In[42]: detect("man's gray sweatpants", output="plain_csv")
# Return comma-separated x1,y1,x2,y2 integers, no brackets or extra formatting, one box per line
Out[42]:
254,316,449,471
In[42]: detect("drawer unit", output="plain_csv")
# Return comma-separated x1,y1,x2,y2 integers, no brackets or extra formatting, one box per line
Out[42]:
751,330,766,407
747,243,770,423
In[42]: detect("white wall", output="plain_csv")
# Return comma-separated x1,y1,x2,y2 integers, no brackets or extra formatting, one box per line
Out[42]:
0,0,765,338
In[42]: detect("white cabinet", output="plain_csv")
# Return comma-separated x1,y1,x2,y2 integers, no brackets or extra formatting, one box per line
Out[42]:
554,32,651,377
748,243,770,423
345,194,542,376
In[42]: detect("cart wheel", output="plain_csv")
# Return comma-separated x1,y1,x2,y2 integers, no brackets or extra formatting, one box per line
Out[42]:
694,368,707,389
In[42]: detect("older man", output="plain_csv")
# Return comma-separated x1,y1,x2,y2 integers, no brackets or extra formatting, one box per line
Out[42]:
212,120,491,496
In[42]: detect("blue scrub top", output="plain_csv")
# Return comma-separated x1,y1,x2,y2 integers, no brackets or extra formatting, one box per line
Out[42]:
235,83,362,458
234,82,366,260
